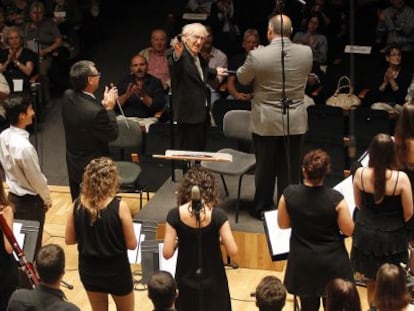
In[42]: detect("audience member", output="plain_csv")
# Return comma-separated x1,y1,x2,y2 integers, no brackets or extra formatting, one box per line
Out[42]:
278,149,354,311
117,54,166,119
351,133,413,307
184,0,215,14
293,13,328,66
7,244,80,311
147,271,178,311
325,278,362,311
0,10,11,49
62,60,119,201
4,0,30,27
377,0,414,53
139,28,170,91
237,14,313,219
374,263,413,311
23,1,62,104
226,28,259,101
255,275,286,311
167,22,226,151
47,0,81,40
325,0,348,64
0,95,52,255
0,26,36,94
369,45,412,114
0,190,18,311
200,25,228,109
163,166,238,311
65,157,137,311
207,0,241,56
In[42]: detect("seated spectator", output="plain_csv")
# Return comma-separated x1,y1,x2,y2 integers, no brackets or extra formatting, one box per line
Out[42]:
226,28,259,101
255,276,286,311
374,263,413,311
7,243,80,311
4,0,30,27
369,45,412,114
147,271,178,311
23,1,63,104
377,0,414,53
293,13,328,66
117,54,166,119
47,0,81,59
325,278,362,311
200,25,227,108
0,9,10,49
184,0,215,14
139,28,170,91
0,26,36,94
325,0,348,64
207,0,241,56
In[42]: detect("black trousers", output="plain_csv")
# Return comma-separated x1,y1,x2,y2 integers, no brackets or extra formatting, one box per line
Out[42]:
176,122,208,151
252,133,304,216
69,176,80,202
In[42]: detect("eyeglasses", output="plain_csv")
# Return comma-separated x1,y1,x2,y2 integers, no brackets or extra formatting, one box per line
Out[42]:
190,34,206,41
89,72,101,77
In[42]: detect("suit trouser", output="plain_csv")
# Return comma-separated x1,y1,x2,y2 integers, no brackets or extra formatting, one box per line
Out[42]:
252,133,304,215
69,176,80,202
176,122,207,151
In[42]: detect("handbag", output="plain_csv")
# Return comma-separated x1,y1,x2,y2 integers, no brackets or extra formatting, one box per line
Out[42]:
326,76,361,110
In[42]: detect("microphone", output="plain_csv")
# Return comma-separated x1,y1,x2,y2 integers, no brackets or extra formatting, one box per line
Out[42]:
191,185,202,217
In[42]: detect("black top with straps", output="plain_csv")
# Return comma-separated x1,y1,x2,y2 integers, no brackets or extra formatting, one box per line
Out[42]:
351,169,408,279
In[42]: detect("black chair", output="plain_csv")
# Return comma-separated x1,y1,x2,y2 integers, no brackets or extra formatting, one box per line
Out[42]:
305,105,346,187
109,117,149,210
353,108,391,159
201,110,255,223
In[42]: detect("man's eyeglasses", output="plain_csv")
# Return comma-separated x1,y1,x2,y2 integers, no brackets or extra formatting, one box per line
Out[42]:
190,34,206,41
89,72,101,77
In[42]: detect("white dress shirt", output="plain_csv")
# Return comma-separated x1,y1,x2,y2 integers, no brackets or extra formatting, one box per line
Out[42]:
0,126,51,205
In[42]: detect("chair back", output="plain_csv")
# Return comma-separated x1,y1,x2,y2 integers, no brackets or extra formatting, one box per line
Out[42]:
110,117,143,160
223,110,252,142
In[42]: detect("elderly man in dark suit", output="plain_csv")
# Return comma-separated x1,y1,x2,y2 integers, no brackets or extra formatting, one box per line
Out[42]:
237,14,313,220
168,22,226,151
62,60,119,201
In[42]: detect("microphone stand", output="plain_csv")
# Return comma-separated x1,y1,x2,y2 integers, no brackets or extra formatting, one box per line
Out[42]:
277,2,293,185
168,87,176,182
193,200,204,311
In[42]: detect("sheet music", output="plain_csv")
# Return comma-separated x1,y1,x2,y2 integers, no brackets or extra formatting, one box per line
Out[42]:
159,242,178,277
127,222,142,264
12,222,25,261
263,210,291,257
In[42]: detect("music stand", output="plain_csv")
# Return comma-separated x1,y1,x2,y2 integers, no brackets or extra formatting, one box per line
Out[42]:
263,210,290,261
153,149,232,168
13,219,40,263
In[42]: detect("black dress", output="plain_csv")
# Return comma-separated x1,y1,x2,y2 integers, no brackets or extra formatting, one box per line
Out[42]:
0,227,18,311
73,197,133,296
283,184,354,297
166,207,231,311
351,171,407,279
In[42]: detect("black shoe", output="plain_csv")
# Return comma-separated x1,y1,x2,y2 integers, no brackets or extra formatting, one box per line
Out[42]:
249,210,264,221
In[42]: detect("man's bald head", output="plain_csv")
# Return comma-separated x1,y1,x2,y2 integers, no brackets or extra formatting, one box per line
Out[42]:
268,14,292,38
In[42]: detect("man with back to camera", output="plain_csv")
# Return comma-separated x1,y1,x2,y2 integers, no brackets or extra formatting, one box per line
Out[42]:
0,95,52,255
255,275,287,311
7,243,80,311
148,271,178,311
237,14,313,220
62,60,119,201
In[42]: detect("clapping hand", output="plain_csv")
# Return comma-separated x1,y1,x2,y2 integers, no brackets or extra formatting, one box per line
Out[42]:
103,84,119,110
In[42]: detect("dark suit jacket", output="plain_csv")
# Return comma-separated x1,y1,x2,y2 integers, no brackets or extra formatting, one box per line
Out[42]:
62,90,119,184
167,47,211,124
